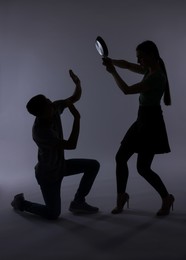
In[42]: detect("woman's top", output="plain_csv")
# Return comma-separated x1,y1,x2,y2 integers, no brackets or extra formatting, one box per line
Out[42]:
139,70,167,106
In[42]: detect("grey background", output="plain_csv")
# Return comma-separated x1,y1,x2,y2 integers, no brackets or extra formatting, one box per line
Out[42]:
0,1,186,259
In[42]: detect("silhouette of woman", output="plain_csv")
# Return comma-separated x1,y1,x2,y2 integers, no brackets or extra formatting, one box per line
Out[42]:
102,40,174,216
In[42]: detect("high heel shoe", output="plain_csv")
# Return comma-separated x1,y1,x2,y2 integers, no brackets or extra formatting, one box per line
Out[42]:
111,193,129,214
156,194,175,216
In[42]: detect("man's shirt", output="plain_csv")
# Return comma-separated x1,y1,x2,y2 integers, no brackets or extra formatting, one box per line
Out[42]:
33,100,66,182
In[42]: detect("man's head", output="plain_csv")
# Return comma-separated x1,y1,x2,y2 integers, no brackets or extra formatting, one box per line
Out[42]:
26,94,54,118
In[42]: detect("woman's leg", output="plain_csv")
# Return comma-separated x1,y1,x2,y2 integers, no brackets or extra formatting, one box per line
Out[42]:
111,145,134,214
137,152,175,215
115,145,134,194
137,152,168,198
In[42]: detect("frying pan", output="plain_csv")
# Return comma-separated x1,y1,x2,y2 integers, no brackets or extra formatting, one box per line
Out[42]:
95,36,109,57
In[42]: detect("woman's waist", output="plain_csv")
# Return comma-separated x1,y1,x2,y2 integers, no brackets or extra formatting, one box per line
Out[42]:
137,105,163,121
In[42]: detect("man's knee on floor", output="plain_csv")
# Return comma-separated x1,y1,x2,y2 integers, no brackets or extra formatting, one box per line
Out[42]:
47,208,61,220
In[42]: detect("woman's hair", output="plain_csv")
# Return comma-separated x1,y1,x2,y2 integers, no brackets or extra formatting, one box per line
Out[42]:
136,40,171,106
26,94,48,116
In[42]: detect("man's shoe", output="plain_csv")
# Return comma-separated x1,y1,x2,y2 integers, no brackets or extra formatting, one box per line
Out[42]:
69,201,99,214
11,193,25,211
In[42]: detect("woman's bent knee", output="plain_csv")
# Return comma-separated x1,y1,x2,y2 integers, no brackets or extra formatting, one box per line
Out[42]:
137,163,149,177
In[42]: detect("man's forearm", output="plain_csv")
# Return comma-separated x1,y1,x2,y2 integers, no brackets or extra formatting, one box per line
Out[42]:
68,84,82,103
66,118,80,149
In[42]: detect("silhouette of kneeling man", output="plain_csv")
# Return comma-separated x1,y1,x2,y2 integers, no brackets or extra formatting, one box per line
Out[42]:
11,70,100,220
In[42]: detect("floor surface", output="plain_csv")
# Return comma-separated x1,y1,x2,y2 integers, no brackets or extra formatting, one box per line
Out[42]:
0,164,186,260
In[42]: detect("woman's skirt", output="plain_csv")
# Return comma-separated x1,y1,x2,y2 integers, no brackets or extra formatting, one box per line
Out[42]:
121,106,170,154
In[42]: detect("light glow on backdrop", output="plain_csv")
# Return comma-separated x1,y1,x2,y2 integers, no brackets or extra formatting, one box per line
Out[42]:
0,0,186,179
0,0,185,196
